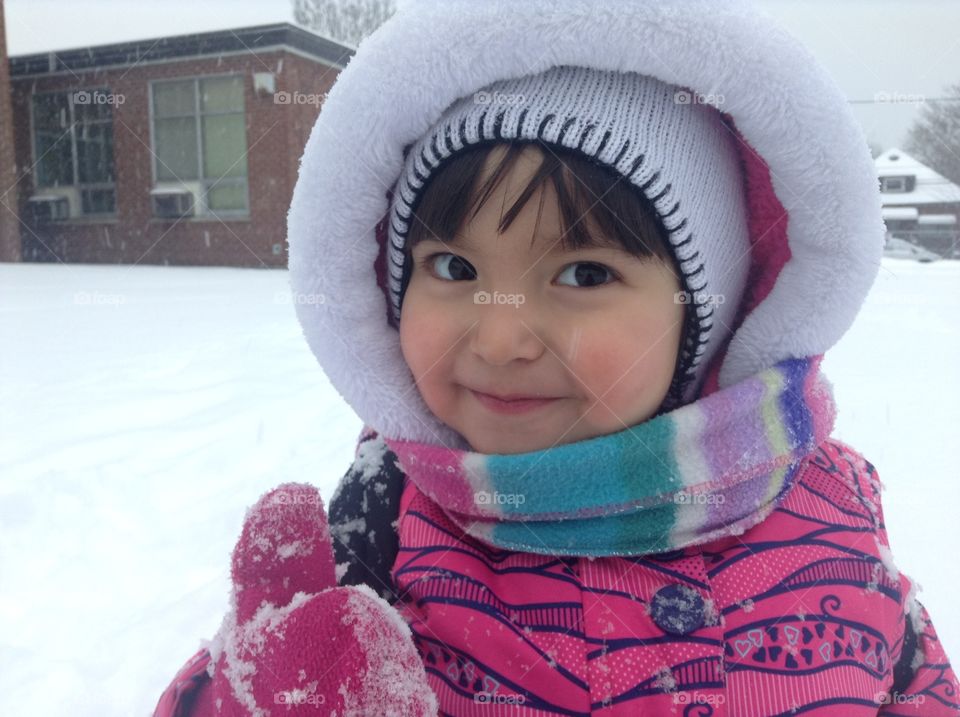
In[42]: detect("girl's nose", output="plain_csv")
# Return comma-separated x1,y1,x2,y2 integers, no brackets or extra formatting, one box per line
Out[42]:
468,292,545,366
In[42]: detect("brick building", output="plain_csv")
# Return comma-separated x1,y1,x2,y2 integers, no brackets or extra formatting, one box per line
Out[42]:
0,0,20,262
3,22,353,266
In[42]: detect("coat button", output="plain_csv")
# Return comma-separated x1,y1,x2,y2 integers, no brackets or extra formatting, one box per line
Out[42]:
651,583,705,635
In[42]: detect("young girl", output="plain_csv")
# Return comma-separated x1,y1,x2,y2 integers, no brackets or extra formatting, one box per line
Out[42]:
154,1,959,715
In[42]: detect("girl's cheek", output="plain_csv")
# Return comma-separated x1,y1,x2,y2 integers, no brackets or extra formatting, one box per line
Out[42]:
571,334,636,396
399,298,429,375
562,326,586,364
400,296,457,378
573,319,677,398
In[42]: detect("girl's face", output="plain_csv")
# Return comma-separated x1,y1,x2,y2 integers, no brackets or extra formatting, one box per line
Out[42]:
399,145,685,454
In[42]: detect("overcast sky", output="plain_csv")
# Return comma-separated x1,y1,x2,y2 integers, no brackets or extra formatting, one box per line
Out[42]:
5,0,960,150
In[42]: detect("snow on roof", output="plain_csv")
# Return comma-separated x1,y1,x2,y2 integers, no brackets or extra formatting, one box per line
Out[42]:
881,206,919,221
8,23,355,78
876,148,960,206
918,214,958,226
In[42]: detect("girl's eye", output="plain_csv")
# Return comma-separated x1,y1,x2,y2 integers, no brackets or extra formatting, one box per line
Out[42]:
423,253,477,281
555,262,618,288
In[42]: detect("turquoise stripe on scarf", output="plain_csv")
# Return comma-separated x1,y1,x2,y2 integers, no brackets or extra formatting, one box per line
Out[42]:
482,416,679,518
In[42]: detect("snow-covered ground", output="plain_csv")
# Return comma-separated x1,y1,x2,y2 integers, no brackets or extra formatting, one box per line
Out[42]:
0,259,957,716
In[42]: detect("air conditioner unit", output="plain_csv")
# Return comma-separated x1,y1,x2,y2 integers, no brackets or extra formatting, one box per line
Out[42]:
151,185,198,219
253,71,276,96
28,192,72,221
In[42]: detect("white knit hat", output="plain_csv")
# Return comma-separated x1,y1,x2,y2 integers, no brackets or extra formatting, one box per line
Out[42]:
386,65,751,409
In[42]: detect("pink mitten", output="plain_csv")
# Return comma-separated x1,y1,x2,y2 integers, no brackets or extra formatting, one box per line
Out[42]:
154,483,436,716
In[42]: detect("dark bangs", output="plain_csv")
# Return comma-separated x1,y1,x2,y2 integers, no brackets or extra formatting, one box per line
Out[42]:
400,140,676,279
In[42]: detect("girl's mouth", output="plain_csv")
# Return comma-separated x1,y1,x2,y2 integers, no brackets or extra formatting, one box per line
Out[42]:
468,389,561,415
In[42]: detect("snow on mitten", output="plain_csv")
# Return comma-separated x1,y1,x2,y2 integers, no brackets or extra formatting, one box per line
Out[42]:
191,482,437,716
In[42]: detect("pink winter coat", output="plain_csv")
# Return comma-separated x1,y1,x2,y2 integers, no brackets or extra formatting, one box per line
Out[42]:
391,436,959,715
154,435,959,716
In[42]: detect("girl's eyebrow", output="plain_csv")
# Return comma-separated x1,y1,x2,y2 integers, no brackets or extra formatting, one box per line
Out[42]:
542,235,624,253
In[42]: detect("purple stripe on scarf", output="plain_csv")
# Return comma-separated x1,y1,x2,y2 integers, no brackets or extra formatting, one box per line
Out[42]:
702,373,774,527
701,373,772,489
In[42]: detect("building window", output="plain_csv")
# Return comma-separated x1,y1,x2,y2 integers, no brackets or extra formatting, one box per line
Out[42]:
31,89,116,215
150,75,249,216
881,176,910,193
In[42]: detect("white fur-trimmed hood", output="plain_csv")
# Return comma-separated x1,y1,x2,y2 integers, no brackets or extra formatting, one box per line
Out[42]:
287,0,884,447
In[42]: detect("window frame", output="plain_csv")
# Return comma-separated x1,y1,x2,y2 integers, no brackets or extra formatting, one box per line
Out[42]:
147,73,251,219
881,176,909,193
29,87,118,218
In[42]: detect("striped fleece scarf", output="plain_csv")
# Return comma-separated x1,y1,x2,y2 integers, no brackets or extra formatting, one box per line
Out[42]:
383,356,836,557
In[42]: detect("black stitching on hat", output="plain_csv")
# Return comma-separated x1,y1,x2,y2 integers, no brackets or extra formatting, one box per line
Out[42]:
493,109,507,140
639,170,660,192
419,147,435,173
595,129,613,158
476,110,489,139
662,201,681,219
397,189,415,211
405,169,424,191
392,200,406,219
611,139,631,167
626,153,646,179
556,117,577,145
624,154,644,180
517,108,529,135
397,184,414,207
444,125,456,154
537,113,557,137
673,233,693,249
667,218,689,235
577,123,596,150
393,206,410,225
651,182,673,203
